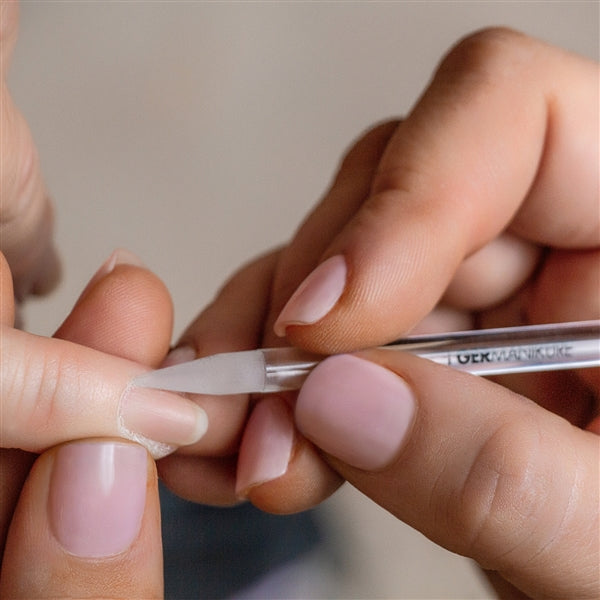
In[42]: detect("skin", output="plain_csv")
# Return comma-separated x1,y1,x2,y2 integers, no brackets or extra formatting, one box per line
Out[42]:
1,5,598,597
0,258,173,596
160,28,599,599
0,2,171,595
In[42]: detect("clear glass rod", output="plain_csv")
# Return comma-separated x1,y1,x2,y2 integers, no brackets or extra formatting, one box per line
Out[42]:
135,320,600,395
261,320,600,392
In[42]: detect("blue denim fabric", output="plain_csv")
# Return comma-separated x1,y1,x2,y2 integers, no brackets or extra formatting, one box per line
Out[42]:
160,483,323,599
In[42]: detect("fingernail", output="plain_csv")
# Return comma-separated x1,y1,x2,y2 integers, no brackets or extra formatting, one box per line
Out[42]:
235,397,294,497
273,255,347,337
78,248,145,303
119,384,208,457
49,441,148,558
295,355,416,471
161,345,196,368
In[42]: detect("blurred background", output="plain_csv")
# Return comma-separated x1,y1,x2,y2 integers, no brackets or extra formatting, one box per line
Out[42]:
10,2,598,598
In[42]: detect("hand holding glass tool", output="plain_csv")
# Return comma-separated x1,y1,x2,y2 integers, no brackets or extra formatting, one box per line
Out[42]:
156,30,599,600
135,320,600,395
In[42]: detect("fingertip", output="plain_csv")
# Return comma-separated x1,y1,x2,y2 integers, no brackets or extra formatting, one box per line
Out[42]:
56,249,173,365
0,439,164,599
74,248,146,306
244,436,343,515
236,396,342,514
296,354,416,471
48,440,149,559
235,397,294,500
273,255,348,339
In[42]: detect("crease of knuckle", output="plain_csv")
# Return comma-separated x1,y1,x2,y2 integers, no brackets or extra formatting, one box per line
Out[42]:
372,156,430,199
0,91,39,225
4,349,77,445
456,412,555,569
335,121,399,177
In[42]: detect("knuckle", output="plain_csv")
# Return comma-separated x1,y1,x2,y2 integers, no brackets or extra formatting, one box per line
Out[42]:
0,84,40,224
3,343,67,446
436,27,528,88
455,411,553,567
337,120,400,176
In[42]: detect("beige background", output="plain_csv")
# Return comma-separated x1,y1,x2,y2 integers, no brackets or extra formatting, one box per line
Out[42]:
10,2,598,598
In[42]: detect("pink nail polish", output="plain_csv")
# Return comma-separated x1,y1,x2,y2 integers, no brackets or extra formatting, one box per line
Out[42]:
274,255,347,337
49,441,147,558
295,355,416,471
235,397,294,497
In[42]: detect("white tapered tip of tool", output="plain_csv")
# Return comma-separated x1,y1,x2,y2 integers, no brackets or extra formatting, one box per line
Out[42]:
133,350,267,395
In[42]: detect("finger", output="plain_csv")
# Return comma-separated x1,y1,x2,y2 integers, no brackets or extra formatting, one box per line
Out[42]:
157,250,343,509
0,74,60,300
0,449,35,562
223,126,398,512
235,394,343,514
264,120,398,340
529,248,600,328
158,453,239,507
0,251,14,325
170,249,281,457
0,251,30,561
0,440,163,599
273,29,598,352
441,232,541,311
295,351,599,599
482,247,600,426
157,251,281,505
1,249,164,561
0,0,18,75
54,248,172,366
1,324,206,457
2,251,205,457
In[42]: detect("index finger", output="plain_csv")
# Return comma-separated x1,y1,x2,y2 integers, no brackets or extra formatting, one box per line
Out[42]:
275,29,599,352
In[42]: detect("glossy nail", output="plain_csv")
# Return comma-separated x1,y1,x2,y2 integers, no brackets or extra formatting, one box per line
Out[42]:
295,354,416,471
274,255,347,337
235,397,294,497
49,441,147,558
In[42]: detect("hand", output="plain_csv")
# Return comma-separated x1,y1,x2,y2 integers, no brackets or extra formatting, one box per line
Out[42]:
159,28,599,598
1,3,205,594
0,251,174,598
0,1,206,458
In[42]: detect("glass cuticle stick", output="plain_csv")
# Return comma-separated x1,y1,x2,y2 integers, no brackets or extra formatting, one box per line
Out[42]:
134,320,600,395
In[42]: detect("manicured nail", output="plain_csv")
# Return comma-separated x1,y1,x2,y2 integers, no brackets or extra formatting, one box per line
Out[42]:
119,384,208,457
295,355,416,471
273,255,347,337
49,441,148,558
235,397,294,497
78,248,145,303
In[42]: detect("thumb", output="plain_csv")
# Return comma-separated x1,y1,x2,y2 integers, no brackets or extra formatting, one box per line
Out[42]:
272,31,597,352
295,352,599,599
0,439,163,599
